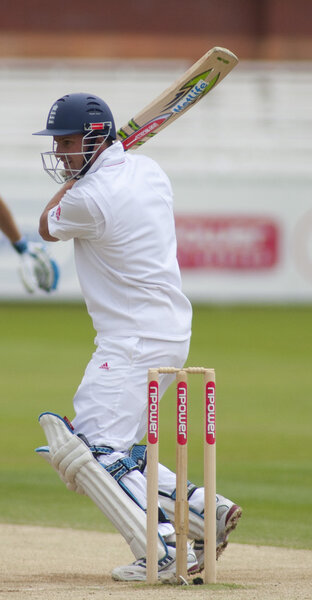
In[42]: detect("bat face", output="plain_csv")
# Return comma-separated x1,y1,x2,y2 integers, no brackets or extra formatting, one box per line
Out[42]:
117,47,238,151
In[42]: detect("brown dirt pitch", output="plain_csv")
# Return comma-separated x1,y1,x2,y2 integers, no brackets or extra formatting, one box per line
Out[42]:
1,524,311,600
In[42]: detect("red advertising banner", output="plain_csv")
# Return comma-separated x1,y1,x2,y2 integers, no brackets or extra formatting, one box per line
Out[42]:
175,215,279,270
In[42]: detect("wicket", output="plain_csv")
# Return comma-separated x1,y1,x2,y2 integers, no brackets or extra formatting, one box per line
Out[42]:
146,366,216,584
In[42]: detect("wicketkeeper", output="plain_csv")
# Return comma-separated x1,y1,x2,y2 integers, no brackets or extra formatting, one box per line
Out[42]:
34,93,241,581
0,195,59,293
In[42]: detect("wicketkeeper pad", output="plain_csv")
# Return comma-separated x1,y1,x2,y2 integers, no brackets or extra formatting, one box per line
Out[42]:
37,412,167,561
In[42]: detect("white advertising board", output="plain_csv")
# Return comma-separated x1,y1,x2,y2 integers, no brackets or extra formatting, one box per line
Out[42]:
0,59,311,303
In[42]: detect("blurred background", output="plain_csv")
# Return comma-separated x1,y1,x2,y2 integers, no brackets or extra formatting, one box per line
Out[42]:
1,0,312,303
0,0,311,552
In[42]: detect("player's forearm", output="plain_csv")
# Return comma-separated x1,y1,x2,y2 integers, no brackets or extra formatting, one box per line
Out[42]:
39,203,59,242
0,197,22,243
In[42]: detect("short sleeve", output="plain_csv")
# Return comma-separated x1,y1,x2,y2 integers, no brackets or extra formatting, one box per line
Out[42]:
48,189,107,242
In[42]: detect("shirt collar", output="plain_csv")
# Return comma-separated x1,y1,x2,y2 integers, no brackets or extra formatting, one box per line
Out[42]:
87,141,125,175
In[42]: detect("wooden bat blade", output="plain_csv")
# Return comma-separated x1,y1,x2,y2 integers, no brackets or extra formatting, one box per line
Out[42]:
117,47,238,151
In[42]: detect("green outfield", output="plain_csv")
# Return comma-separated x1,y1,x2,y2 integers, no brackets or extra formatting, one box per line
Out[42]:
0,302,311,550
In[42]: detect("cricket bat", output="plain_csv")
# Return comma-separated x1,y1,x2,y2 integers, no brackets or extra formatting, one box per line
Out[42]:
117,47,238,151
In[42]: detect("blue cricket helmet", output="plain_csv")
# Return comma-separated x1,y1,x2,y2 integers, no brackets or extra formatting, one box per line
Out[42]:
34,92,116,139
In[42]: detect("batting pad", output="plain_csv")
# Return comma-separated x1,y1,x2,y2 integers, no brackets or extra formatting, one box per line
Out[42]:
159,494,204,540
38,412,167,560
35,445,85,494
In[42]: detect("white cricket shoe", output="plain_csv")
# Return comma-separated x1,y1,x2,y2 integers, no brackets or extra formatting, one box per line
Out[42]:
112,543,198,582
193,495,242,571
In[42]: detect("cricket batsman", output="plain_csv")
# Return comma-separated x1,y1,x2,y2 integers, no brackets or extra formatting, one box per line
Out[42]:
34,92,241,581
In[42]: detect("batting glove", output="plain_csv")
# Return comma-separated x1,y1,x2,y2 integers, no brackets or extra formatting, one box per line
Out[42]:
13,237,60,293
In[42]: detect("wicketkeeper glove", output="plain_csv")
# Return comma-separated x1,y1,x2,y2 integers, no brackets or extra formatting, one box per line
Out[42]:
13,236,60,293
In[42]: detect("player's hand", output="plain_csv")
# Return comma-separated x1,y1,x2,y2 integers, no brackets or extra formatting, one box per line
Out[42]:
18,241,60,293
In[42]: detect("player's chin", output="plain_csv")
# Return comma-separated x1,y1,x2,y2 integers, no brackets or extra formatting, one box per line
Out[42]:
67,162,82,174
62,165,76,177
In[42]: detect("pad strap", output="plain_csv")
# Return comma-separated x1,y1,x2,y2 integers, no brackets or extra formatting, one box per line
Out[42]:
129,444,147,473
129,444,172,524
159,481,198,501
105,457,139,482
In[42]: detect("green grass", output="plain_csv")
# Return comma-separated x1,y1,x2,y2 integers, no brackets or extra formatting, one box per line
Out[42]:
0,302,311,549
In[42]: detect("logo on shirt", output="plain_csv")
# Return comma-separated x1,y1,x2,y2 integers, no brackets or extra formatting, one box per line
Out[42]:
55,205,61,221
99,362,110,370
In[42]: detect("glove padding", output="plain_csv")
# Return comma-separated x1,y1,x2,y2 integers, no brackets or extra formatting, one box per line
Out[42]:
18,242,59,293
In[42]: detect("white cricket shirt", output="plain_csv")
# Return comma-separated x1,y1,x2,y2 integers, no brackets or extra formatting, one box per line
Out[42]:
48,141,192,340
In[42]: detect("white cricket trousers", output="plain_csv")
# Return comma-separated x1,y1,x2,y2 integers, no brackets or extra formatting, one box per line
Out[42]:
71,335,191,536
72,335,190,449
